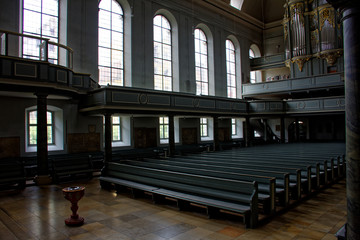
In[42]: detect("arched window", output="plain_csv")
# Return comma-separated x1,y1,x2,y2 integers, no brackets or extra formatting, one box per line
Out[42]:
249,44,262,84
98,0,124,86
154,15,172,91
194,29,208,96
22,0,59,63
226,40,236,98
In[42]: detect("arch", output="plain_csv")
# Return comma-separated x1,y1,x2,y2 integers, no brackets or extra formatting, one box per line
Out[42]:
250,43,261,57
194,23,215,96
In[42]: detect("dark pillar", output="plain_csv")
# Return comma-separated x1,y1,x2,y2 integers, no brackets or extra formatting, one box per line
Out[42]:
168,115,175,157
280,117,285,143
244,117,252,147
295,118,300,142
104,113,112,164
263,119,268,142
34,93,51,185
326,1,360,239
213,116,219,151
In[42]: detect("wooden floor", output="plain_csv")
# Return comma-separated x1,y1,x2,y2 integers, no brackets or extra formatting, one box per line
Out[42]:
0,177,346,240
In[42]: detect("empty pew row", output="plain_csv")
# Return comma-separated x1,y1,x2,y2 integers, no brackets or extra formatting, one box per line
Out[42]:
142,158,296,203
123,159,278,214
183,154,321,190
100,162,259,228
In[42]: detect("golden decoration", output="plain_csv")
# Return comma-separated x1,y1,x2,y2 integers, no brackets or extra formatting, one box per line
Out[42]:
318,49,343,66
285,59,291,69
319,7,335,31
284,24,289,40
290,2,305,27
291,56,311,72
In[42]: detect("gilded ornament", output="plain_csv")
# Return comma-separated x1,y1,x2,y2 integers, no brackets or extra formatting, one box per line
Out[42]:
319,49,343,66
290,2,305,26
291,56,311,72
319,7,335,31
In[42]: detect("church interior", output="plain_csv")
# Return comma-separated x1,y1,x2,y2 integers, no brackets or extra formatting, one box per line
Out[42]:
0,0,359,239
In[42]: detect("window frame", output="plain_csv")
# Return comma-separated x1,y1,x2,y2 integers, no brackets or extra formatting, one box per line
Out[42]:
153,15,172,91
27,109,55,146
200,117,208,137
194,28,209,96
98,0,124,86
159,116,169,140
111,116,122,142
22,0,60,63
226,39,236,98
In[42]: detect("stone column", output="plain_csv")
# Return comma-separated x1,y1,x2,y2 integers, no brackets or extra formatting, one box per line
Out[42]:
34,93,51,185
168,114,175,157
326,1,360,239
104,113,112,164
263,119,268,142
213,116,219,151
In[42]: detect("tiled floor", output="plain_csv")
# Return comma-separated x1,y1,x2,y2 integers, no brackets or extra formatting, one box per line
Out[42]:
0,178,346,240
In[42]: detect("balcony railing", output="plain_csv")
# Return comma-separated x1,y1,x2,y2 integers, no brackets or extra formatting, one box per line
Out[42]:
0,29,73,69
250,54,286,70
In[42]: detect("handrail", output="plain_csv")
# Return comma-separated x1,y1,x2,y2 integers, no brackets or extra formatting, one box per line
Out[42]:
0,29,73,69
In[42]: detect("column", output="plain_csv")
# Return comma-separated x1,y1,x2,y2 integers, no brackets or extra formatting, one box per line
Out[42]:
295,118,300,142
213,116,219,151
244,116,252,147
263,119,268,142
168,114,175,157
104,113,112,164
34,93,51,185
326,1,360,239
280,116,285,143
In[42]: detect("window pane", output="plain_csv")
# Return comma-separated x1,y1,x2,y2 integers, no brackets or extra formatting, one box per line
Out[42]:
23,37,40,58
154,15,162,26
42,0,58,16
99,0,111,11
154,58,163,75
99,28,111,48
111,68,123,86
111,31,123,50
163,60,172,76
200,54,207,68
111,49,123,68
154,42,162,58
47,126,53,144
162,28,171,44
153,26,162,42
47,112,52,124
99,66,111,85
29,111,37,124
29,126,37,145
154,75,163,90
163,44,171,60
99,47,111,66
112,0,123,14
99,10,111,29
112,125,120,141
24,0,41,12
23,11,41,34
163,76,172,91
112,13,123,32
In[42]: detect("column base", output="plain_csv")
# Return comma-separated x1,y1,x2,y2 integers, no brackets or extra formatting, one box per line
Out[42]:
34,175,52,185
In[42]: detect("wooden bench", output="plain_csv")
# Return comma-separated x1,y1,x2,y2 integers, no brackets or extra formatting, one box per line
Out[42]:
100,162,259,228
0,158,26,190
51,155,93,183
142,157,293,204
123,159,276,214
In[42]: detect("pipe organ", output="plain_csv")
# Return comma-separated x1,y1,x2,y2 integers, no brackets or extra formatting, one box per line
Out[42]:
283,0,342,72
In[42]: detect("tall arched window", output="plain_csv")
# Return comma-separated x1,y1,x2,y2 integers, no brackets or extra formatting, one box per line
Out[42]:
98,0,124,86
249,48,256,83
194,29,208,96
22,0,59,63
153,15,172,91
226,40,236,98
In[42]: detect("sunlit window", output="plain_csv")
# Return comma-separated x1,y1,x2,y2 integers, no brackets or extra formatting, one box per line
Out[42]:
112,116,121,141
22,0,59,63
231,118,237,136
226,40,236,98
249,48,256,83
27,110,54,145
159,117,169,139
200,118,208,137
154,15,172,91
98,0,124,86
194,29,208,95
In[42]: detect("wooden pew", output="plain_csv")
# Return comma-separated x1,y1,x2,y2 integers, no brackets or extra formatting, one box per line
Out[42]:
50,155,93,183
142,158,293,203
0,158,26,190
123,159,277,214
100,162,259,228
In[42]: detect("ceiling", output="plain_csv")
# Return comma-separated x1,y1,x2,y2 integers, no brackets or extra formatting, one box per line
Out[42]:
240,0,286,23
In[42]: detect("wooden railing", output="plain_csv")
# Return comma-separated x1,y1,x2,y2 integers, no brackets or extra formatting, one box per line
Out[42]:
0,29,73,69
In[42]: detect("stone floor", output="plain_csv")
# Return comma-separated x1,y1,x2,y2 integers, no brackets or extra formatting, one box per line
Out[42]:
0,178,346,240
